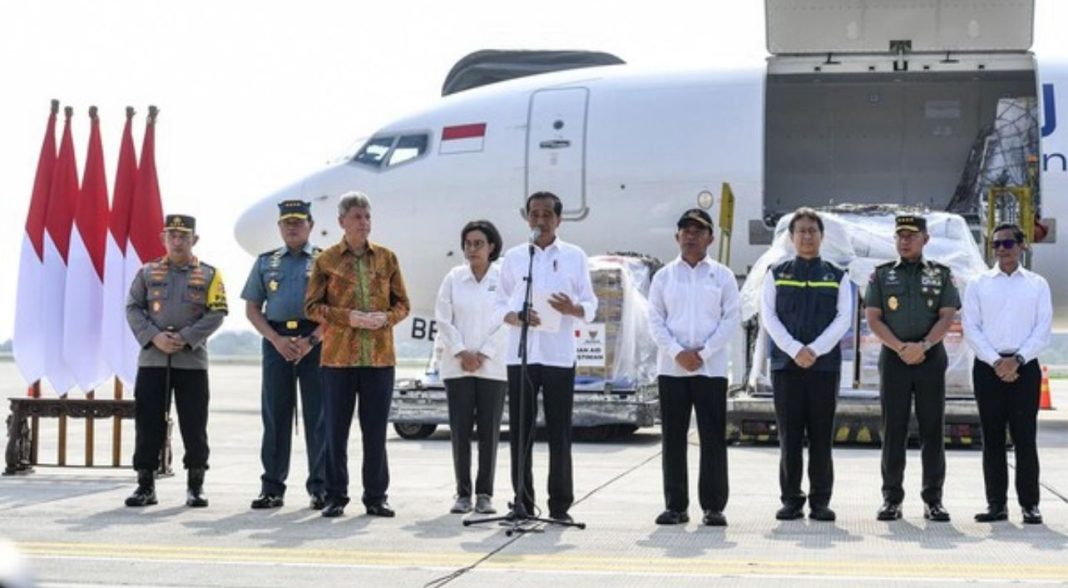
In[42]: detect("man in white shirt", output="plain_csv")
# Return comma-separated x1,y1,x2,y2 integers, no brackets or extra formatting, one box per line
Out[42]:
493,191,597,523
962,223,1052,525
759,208,852,522
647,209,740,527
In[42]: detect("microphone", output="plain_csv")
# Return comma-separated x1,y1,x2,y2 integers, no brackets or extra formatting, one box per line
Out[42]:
529,227,542,243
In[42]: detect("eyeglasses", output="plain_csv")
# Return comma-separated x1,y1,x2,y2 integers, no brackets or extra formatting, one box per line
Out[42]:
992,239,1018,250
463,240,488,250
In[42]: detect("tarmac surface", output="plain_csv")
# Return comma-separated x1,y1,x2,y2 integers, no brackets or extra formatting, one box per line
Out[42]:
2,360,1068,587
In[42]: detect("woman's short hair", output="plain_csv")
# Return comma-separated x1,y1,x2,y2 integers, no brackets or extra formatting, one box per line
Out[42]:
337,191,372,217
461,219,504,262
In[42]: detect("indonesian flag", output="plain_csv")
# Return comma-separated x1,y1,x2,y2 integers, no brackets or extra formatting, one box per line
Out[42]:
41,107,79,395
439,123,486,154
13,100,59,385
127,105,165,312
101,107,140,387
62,107,111,392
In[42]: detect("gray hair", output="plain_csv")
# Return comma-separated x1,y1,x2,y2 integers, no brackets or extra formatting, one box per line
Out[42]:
337,191,372,216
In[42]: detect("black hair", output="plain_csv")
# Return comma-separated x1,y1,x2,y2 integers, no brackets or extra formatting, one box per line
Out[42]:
525,191,563,217
992,223,1026,244
789,207,824,234
461,219,503,262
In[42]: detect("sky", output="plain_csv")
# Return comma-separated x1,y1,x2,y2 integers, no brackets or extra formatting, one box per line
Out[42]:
0,0,1064,340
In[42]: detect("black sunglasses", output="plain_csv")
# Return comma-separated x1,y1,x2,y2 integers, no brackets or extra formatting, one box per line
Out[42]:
992,239,1018,250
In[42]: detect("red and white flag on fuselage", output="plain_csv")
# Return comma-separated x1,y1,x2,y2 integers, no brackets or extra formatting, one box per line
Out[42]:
439,123,486,154
101,107,140,387
41,107,79,395
13,101,59,386
62,107,111,392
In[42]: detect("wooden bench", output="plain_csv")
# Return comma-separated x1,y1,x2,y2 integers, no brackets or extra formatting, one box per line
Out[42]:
4,396,174,476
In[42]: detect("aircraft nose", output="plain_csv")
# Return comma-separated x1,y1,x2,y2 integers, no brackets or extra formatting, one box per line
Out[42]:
235,184,304,255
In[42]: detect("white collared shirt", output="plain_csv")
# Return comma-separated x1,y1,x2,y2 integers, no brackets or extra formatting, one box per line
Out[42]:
434,263,508,381
962,264,1052,366
493,237,598,368
759,267,853,359
647,255,740,378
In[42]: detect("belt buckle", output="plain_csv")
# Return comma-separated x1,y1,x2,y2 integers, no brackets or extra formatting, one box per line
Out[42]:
286,320,298,330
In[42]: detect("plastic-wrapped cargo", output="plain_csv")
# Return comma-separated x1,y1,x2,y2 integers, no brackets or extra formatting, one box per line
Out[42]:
739,207,988,397
574,254,659,391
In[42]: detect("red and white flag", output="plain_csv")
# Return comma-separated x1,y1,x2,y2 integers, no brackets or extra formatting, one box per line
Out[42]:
13,101,59,386
101,107,140,387
129,106,165,270
62,107,111,392
41,107,79,395
439,123,486,154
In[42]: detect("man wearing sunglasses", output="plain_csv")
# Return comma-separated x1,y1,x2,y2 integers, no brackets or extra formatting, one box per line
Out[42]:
865,215,960,522
962,224,1052,525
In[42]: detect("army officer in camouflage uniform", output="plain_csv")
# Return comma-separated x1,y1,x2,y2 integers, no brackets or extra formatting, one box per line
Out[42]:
865,215,960,523
125,214,228,508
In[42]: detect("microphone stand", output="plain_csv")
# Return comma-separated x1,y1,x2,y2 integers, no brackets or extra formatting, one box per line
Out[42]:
465,235,585,535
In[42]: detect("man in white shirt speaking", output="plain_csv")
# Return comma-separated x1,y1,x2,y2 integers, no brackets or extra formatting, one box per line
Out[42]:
962,223,1052,525
648,209,740,527
494,191,597,523
759,208,852,522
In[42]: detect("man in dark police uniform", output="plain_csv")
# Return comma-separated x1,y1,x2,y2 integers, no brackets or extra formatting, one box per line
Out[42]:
241,200,326,510
125,214,228,508
865,214,960,522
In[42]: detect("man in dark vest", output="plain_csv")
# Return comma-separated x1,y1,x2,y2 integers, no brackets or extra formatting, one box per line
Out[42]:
759,208,852,522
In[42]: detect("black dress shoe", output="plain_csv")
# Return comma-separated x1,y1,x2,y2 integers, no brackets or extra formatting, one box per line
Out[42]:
776,504,805,521
124,485,157,507
809,506,837,522
321,503,345,518
655,510,689,525
702,510,727,527
250,494,284,509
1022,506,1043,525
974,504,1008,522
877,502,902,521
309,494,326,510
550,511,574,524
366,502,396,517
924,502,951,522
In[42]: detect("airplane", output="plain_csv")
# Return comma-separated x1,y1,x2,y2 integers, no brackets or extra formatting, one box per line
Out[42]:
235,0,1068,343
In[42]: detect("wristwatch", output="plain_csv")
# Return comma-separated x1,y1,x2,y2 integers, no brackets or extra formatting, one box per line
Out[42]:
921,340,933,352
1015,353,1026,365
308,334,321,346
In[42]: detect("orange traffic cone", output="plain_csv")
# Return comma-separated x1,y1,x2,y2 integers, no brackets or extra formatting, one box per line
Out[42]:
1039,365,1053,410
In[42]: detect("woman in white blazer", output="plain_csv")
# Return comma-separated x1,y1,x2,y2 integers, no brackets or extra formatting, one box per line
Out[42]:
434,220,508,515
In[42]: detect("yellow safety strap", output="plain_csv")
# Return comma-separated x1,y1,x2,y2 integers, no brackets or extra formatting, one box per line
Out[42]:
774,279,839,289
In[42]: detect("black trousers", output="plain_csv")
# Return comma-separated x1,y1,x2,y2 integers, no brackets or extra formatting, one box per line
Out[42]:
445,376,506,498
321,366,394,507
772,369,839,508
259,339,325,498
879,344,947,504
973,359,1042,508
132,367,209,471
658,375,728,513
507,364,575,516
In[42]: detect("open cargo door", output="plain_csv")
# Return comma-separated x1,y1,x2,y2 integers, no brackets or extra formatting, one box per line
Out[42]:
766,0,1034,55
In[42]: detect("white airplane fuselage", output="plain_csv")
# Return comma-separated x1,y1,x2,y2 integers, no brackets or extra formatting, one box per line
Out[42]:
236,55,1068,340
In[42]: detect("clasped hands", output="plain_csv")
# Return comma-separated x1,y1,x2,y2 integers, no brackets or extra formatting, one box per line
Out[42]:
456,350,490,373
348,310,388,330
271,334,316,363
151,331,187,354
993,357,1021,383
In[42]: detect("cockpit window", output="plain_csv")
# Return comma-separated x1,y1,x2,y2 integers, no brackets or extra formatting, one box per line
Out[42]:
353,136,395,167
352,133,430,169
387,134,429,167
